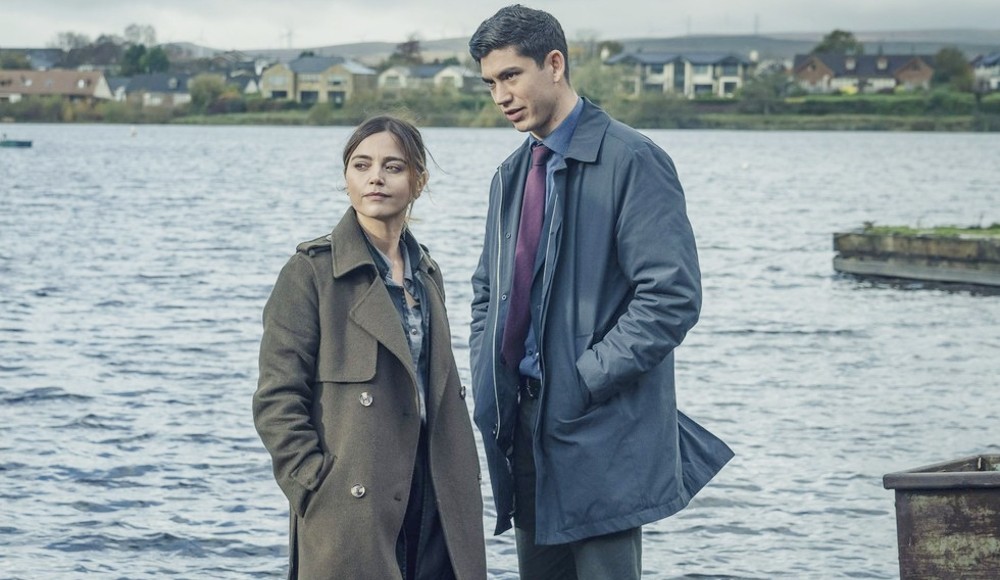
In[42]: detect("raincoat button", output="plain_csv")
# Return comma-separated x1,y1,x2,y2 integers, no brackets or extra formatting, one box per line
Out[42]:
459,386,467,399
492,424,498,436
359,392,373,407
351,484,366,498
501,294,507,300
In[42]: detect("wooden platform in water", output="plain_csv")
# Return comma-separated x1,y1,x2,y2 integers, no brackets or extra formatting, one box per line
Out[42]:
833,225,1000,287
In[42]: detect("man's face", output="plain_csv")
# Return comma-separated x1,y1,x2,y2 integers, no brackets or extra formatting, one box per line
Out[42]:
479,46,562,138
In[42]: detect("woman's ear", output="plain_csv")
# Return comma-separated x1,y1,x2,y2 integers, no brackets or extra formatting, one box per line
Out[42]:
414,170,428,198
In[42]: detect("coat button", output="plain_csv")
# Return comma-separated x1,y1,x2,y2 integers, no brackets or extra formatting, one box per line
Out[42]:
359,392,373,407
492,424,498,436
351,484,366,498
459,386,467,399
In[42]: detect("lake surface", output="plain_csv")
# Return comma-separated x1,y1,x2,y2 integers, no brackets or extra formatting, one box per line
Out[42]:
1,122,998,579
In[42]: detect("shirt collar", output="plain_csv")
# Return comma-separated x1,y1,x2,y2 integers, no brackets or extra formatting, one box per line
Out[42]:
532,96,583,158
363,230,415,285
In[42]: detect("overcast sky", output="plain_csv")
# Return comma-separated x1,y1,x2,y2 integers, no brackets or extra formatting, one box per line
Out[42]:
3,0,1000,50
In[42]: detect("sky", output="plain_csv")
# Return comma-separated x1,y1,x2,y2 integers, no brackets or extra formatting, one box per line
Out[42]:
3,0,1000,50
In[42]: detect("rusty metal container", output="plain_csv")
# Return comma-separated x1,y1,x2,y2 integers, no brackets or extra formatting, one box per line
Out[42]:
883,454,1000,579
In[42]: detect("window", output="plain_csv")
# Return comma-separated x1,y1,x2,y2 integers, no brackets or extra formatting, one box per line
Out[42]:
721,64,739,76
649,64,664,74
692,64,711,75
270,75,286,87
846,58,856,71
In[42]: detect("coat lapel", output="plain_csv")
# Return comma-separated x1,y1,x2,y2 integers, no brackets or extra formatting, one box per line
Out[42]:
420,268,452,422
330,210,416,376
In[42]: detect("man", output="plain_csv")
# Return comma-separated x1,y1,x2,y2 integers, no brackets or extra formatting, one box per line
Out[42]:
467,5,734,579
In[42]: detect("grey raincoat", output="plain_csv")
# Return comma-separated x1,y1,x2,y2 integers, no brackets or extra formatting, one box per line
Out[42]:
469,99,734,545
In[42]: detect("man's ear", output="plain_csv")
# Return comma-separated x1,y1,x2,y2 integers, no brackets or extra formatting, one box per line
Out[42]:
547,49,566,83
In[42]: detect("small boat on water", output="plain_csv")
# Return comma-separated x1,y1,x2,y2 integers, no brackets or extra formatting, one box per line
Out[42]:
1,137,32,148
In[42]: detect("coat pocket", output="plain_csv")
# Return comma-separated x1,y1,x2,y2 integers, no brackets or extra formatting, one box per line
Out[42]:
291,451,335,518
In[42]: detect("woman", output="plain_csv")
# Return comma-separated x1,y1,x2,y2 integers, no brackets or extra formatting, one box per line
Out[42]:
253,116,486,580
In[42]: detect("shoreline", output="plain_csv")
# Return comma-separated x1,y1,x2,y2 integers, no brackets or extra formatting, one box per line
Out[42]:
5,112,999,131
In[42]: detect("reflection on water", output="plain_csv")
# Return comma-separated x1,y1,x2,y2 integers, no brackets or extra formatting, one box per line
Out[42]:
1,124,998,579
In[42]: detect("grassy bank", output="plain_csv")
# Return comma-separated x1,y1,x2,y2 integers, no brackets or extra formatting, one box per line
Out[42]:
863,224,1000,238
171,110,315,125
694,114,991,131
4,91,1000,131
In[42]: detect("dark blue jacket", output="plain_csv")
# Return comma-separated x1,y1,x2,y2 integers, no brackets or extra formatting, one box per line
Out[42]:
469,100,733,545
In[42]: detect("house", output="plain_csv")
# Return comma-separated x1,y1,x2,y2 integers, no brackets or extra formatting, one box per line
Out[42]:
259,56,376,106
971,52,1000,92
106,76,130,101
259,61,295,100
227,75,260,96
604,51,751,98
0,48,65,71
125,73,194,107
378,63,478,94
792,53,934,94
210,51,270,77
0,69,112,103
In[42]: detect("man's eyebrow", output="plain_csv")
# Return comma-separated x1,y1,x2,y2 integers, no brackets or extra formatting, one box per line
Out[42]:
482,67,521,82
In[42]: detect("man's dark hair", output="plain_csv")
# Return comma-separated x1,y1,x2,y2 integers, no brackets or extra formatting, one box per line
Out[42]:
468,4,570,81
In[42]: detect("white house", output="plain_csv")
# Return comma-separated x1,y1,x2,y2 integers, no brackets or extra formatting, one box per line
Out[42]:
972,52,1000,92
604,51,750,98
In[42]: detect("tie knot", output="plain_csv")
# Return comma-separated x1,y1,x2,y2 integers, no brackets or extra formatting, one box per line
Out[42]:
531,144,552,166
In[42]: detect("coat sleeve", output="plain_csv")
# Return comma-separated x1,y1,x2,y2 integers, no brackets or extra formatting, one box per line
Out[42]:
253,252,332,517
575,141,702,405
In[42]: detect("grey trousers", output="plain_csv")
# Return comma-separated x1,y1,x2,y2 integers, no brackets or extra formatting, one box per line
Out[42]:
512,392,642,580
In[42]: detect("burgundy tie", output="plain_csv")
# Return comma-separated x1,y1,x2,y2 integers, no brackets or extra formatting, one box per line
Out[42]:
501,144,552,369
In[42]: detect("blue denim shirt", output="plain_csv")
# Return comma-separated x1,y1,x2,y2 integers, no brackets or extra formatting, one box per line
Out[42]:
518,97,584,379
364,230,429,423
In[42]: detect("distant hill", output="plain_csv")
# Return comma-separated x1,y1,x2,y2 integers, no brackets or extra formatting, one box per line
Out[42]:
183,38,473,66
169,29,1000,66
619,29,1000,63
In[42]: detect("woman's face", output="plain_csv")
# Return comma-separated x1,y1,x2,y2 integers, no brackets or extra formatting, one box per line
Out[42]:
345,131,421,231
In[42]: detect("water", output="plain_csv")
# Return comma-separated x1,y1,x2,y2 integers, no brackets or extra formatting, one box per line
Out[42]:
1,123,998,579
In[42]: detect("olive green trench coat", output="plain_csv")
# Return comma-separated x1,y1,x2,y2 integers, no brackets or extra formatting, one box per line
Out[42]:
253,209,486,580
